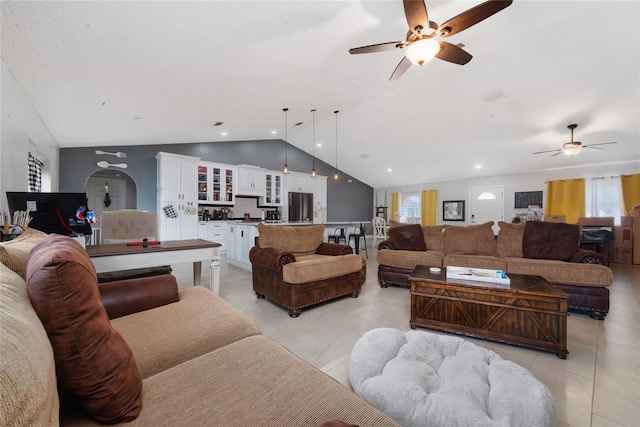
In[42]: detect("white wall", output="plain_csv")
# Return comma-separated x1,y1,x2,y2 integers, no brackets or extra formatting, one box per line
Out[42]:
375,160,640,224
0,58,59,212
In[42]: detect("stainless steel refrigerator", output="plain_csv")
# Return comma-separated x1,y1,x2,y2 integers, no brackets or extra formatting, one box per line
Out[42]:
288,192,313,222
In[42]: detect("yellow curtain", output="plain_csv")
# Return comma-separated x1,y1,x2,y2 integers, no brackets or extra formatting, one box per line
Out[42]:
620,174,640,215
420,190,437,226
390,193,399,221
545,179,585,224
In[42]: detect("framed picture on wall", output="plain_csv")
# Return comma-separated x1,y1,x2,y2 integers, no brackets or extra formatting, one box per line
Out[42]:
443,200,465,221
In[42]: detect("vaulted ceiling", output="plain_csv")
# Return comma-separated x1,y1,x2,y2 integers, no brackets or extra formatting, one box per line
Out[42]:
2,1,638,188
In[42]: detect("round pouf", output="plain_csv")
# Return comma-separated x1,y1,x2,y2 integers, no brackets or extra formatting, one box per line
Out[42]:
349,328,555,427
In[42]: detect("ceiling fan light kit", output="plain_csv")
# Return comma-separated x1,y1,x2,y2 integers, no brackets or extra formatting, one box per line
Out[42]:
349,0,513,80
533,123,617,157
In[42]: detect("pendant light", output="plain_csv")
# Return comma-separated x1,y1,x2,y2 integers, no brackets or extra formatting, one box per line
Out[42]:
333,110,339,180
310,109,317,178
282,108,289,174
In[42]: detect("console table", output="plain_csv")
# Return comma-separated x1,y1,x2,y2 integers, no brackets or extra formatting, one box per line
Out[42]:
87,239,221,294
409,265,568,359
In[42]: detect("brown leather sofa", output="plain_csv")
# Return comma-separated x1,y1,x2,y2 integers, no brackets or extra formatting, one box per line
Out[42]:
0,231,399,426
250,223,366,317
377,220,613,320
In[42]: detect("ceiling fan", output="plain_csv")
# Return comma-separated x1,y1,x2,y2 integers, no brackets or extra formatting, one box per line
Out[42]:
533,124,617,157
348,0,513,80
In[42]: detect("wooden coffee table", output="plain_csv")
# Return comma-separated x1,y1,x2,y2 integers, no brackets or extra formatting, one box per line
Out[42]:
410,265,569,359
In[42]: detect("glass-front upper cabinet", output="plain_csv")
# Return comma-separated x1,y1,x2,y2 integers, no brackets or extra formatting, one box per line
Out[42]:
261,171,283,206
198,162,236,205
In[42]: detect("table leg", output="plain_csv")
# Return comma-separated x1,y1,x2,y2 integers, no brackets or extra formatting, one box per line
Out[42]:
210,258,220,295
193,261,202,286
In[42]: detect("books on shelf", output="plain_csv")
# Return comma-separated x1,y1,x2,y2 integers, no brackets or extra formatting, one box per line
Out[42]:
446,266,511,285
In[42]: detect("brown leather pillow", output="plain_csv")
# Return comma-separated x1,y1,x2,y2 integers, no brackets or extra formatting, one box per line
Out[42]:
523,221,580,261
388,224,427,251
26,234,142,423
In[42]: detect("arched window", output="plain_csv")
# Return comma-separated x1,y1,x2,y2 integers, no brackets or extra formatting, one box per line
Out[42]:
477,192,496,200
400,192,421,223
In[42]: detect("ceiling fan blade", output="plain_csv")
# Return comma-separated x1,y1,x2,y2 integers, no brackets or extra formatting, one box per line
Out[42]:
584,146,603,151
438,0,513,38
389,56,412,81
349,41,402,55
583,141,617,148
403,0,429,33
550,151,563,157
533,149,561,155
435,41,473,65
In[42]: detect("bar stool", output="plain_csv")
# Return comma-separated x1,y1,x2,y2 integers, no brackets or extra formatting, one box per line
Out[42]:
328,227,347,244
348,223,368,258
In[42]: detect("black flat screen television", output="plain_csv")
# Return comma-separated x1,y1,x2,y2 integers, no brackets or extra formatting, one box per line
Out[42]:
6,192,93,236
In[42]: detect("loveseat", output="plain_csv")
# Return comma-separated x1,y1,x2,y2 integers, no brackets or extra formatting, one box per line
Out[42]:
377,220,613,320
250,223,366,317
0,230,398,426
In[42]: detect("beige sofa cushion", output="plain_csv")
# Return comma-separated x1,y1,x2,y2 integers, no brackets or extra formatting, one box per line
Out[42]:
377,249,444,270
283,254,363,284
443,254,506,271
496,221,525,258
422,226,445,252
111,286,261,379
0,264,59,426
0,228,48,278
444,222,497,256
504,257,613,287
258,223,324,256
60,335,400,427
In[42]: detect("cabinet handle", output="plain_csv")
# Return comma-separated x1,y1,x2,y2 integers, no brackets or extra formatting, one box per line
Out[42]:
241,230,244,237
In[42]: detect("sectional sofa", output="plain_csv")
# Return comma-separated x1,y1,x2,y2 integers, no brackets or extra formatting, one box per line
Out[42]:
0,230,399,426
377,220,613,319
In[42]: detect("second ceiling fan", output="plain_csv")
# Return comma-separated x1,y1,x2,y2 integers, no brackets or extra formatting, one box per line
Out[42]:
349,0,513,80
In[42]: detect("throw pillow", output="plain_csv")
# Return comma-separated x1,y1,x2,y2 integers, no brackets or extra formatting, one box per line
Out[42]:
26,234,142,423
421,226,445,252
496,221,525,258
388,224,426,251
523,221,580,261
444,221,497,255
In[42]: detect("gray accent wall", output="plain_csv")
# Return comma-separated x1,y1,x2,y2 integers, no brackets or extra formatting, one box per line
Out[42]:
59,140,373,222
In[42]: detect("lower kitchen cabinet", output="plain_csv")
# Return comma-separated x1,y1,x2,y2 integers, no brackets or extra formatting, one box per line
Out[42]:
227,223,258,270
198,221,229,252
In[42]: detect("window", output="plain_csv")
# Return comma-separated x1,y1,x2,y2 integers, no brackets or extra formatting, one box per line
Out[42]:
400,192,421,223
28,152,44,192
586,176,624,225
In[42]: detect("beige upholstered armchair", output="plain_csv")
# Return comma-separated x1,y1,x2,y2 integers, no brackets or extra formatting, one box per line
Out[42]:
100,210,158,244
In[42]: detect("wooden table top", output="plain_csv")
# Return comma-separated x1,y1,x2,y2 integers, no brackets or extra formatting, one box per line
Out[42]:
86,239,220,258
410,265,567,298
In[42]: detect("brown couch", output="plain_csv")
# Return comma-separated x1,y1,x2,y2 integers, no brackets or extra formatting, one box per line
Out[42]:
377,221,613,320
250,224,366,317
0,230,398,426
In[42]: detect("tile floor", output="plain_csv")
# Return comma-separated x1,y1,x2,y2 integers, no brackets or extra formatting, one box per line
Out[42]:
172,247,640,427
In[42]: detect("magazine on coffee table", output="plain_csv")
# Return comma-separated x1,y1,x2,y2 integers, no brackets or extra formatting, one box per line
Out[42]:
446,266,511,285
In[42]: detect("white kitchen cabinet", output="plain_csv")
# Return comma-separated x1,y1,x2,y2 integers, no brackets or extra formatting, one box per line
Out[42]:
198,162,236,205
261,171,282,206
312,175,327,224
227,223,258,270
283,171,314,193
157,152,200,241
237,165,266,196
198,221,229,252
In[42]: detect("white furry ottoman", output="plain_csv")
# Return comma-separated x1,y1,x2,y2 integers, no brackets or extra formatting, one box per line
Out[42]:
349,328,555,427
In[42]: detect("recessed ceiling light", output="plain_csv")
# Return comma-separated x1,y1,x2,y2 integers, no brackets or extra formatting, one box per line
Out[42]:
316,143,322,147
475,164,482,169
387,168,393,172
221,132,228,136
271,130,277,135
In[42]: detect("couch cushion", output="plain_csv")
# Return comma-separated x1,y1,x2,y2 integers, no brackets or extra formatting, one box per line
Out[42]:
59,335,400,427
388,224,426,251
443,254,506,271
444,222,497,256
283,254,363,284
0,264,59,426
523,221,580,261
377,249,444,270
422,225,445,252
504,257,613,287
26,234,142,423
496,221,525,258
258,223,324,256
111,286,261,379
0,228,48,278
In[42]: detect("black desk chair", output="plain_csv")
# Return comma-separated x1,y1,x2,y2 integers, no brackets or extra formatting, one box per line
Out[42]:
328,227,347,244
348,223,368,258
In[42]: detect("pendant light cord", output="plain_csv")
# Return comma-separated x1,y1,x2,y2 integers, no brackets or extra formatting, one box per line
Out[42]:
334,110,339,180
311,109,317,177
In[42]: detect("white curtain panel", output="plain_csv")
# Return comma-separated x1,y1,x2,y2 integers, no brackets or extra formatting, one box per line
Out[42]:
586,176,624,225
